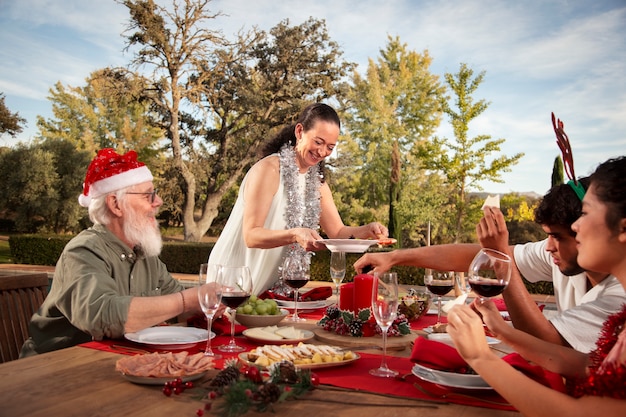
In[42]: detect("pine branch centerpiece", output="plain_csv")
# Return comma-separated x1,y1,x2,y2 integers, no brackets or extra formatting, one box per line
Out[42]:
317,305,411,337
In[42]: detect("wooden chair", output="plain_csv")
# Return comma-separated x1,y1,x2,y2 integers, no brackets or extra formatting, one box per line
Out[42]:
0,272,49,363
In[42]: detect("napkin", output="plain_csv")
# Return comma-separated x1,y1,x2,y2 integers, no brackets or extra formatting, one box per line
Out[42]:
259,285,333,302
410,336,565,392
491,298,545,312
187,314,246,335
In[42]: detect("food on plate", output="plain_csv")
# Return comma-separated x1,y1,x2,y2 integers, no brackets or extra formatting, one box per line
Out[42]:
481,194,500,209
398,289,431,321
236,295,281,316
376,237,397,246
115,351,215,378
245,325,305,340
245,343,355,367
432,323,448,333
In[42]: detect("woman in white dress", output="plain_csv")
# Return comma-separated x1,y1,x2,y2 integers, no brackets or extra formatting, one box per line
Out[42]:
208,103,388,294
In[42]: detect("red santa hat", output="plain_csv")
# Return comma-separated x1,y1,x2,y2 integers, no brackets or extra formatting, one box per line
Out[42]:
78,148,153,207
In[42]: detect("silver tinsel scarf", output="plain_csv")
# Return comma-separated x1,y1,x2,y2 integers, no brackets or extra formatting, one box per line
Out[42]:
279,143,321,266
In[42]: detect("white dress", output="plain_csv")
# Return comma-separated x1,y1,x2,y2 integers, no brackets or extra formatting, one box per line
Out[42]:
208,155,308,295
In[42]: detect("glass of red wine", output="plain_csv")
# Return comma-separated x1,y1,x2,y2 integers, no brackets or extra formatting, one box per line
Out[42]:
282,255,310,322
218,265,252,353
468,248,512,302
424,271,456,325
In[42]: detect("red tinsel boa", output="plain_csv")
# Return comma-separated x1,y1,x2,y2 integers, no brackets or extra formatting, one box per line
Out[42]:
568,304,626,399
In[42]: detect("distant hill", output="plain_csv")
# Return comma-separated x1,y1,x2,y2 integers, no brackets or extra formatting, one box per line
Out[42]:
471,191,543,200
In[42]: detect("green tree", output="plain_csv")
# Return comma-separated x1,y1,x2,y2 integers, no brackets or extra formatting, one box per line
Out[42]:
0,93,27,137
36,68,164,162
341,36,446,245
121,0,353,241
551,155,564,187
0,140,91,233
425,63,524,242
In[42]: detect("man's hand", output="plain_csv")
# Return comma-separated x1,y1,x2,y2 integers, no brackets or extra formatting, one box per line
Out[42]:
476,207,510,253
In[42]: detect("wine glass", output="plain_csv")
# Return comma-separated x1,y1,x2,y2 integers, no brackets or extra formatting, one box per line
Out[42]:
282,255,310,322
468,248,512,302
218,265,252,353
198,263,222,358
329,251,346,305
369,271,399,377
424,271,455,325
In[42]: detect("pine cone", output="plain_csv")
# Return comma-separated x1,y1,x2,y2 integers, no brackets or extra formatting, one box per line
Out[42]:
276,361,298,384
209,365,240,388
257,382,282,404
325,305,340,319
349,320,363,337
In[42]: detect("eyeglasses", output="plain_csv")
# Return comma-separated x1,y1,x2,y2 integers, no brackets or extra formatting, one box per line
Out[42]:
126,189,158,204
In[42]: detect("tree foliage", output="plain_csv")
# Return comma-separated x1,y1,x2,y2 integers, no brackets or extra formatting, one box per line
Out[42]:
339,36,446,245
0,93,27,138
121,0,354,241
423,63,524,242
0,140,91,233
551,155,564,187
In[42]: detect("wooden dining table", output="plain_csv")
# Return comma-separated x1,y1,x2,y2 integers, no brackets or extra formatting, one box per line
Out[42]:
0,313,522,417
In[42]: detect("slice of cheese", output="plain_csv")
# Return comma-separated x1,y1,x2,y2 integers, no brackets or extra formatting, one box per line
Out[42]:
275,326,304,339
481,194,500,209
441,293,468,314
245,328,284,341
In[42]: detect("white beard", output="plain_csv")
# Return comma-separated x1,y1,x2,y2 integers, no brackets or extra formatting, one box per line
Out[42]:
123,203,163,258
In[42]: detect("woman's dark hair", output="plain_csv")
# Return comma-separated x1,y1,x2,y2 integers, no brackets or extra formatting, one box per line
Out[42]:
260,103,340,183
534,177,591,233
589,156,626,230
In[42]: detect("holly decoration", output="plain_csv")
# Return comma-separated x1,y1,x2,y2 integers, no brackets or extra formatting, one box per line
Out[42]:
172,359,316,417
318,305,410,337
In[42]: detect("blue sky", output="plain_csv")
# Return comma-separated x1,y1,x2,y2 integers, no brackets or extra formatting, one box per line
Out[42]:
1,0,625,195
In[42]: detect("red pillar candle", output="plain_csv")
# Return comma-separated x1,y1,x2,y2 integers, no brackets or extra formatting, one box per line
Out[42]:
339,282,355,312
353,274,375,312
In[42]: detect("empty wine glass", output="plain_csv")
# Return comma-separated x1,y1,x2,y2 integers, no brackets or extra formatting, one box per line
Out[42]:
218,265,252,353
282,255,310,322
369,271,399,378
424,271,455,325
468,248,512,302
330,251,346,305
198,263,222,358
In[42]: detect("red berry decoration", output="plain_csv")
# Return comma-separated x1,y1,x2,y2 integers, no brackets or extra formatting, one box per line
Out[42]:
245,366,262,383
310,372,320,387
196,409,204,416
162,386,172,397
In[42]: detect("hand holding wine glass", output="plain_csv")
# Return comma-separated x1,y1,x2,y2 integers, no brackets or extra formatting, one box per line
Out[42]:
468,248,512,302
329,251,346,305
369,271,399,378
218,265,252,353
282,255,310,322
198,263,222,357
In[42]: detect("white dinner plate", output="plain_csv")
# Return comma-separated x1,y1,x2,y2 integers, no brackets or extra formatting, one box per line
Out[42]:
316,239,378,253
412,363,492,390
426,332,501,345
121,371,207,385
124,326,214,350
242,329,315,345
274,299,331,310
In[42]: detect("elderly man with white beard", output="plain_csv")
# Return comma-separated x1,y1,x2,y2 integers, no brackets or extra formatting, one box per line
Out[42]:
21,148,204,357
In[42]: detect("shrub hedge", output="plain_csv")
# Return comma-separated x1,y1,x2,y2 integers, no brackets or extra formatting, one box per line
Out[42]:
8,234,553,294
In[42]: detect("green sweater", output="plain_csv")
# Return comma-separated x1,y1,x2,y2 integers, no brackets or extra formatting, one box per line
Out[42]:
20,224,183,357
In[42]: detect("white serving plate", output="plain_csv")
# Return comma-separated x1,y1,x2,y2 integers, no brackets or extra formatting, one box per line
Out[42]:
316,239,378,253
274,299,331,310
124,326,213,350
239,351,360,370
242,329,315,345
412,363,492,390
427,332,501,345
121,371,207,385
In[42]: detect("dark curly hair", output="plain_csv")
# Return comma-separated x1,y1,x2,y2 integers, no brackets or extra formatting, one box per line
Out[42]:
588,156,626,231
534,177,591,233
260,103,341,183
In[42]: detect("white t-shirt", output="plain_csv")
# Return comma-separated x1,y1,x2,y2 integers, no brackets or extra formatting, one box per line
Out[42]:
514,239,625,353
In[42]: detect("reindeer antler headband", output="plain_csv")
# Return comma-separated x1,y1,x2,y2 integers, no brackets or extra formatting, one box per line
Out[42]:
551,112,585,201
